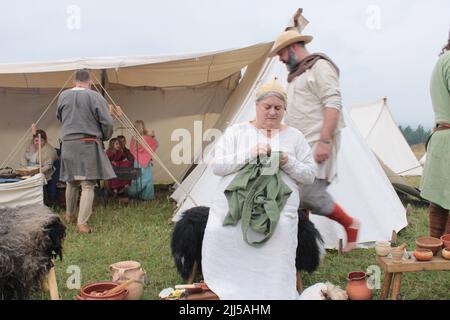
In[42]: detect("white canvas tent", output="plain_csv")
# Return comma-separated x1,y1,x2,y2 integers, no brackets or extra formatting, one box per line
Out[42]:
0,43,271,184
0,40,407,248
171,60,408,249
349,98,422,176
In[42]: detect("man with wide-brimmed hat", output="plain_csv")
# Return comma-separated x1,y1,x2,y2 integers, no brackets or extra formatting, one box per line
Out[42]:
269,28,360,252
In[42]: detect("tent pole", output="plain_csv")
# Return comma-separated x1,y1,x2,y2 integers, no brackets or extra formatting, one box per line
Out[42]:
100,69,107,97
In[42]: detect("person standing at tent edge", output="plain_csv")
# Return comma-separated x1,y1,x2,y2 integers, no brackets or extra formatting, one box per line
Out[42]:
269,28,360,252
420,30,450,237
56,69,116,234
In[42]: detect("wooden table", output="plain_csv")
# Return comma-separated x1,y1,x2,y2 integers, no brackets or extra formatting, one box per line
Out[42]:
376,253,450,300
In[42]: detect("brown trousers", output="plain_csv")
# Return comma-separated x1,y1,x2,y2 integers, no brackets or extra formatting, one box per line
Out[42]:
429,203,450,238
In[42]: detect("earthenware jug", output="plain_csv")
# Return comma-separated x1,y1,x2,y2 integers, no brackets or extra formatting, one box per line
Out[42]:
109,260,145,300
346,271,372,300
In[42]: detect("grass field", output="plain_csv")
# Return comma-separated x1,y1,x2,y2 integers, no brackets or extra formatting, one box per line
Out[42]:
33,187,450,300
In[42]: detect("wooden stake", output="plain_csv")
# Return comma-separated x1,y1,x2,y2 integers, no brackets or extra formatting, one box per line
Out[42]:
47,267,60,300
391,230,397,244
31,123,37,135
338,238,343,254
296,271,304,293
187,261,198,284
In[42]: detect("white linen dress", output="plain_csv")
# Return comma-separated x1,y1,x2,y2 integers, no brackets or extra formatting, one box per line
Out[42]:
202,122,316,300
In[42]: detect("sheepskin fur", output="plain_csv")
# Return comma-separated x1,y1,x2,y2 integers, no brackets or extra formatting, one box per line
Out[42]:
171,206,323,281
295,209,324,273
0,205,66,299
170,206,209,280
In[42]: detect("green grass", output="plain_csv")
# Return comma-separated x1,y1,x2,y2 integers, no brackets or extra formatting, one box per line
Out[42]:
33,191,449,300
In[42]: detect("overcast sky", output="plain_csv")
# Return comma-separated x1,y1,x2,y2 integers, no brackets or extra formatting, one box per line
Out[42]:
1,0,449,127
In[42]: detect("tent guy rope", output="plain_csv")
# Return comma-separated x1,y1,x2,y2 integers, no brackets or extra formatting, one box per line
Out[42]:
90,73,198,206
0,71,76,168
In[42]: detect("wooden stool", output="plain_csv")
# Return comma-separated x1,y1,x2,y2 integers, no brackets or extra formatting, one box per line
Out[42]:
377,253,450,300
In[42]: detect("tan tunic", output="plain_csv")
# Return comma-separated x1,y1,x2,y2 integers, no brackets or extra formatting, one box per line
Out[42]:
285,59,345,182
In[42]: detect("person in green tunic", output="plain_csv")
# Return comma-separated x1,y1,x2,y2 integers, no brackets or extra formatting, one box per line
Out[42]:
420,30,450,238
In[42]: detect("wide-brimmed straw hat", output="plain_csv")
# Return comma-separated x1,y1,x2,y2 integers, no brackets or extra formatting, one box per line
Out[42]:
268,28,313,57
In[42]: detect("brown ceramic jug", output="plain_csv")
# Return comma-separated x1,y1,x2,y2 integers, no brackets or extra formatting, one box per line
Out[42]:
346,271,373,300
109,260,146,300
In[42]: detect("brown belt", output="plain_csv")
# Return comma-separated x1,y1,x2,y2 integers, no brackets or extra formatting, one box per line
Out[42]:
433,123,450,132
426,123,450,151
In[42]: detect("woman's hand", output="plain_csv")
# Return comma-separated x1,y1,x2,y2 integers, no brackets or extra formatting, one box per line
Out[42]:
314,141,332,163
280,152,288,167
251,143,271,158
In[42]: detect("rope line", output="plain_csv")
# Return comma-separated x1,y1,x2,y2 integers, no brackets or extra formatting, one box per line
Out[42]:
90,74,198,206
1,71,76,168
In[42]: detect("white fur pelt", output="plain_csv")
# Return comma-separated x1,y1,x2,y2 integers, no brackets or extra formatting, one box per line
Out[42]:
299,282,348,300
0,205,66,299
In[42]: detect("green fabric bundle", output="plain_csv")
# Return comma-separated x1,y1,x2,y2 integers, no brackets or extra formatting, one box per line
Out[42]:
223,152,292,246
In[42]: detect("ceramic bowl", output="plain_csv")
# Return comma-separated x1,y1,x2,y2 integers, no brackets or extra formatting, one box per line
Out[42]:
442,247,450,260
76,282,128,300
375,241,391,257
440,234,450,249
415,236,443,255
413,248,433,261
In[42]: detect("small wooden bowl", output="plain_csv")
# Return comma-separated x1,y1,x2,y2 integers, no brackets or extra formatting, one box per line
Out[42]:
442,248,450,260
415,236,443,255
413,248,433,261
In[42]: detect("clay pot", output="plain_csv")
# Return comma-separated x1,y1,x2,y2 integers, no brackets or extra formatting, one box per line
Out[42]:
346,271,372,300
375,241,391,257
76,282,128,300
415,236,443,255
440,234,450,249
110,260,145,300
413,248,433,261
442,248,450,260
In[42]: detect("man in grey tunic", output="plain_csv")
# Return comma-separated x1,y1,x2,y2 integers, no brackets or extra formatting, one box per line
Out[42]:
56,69,116,233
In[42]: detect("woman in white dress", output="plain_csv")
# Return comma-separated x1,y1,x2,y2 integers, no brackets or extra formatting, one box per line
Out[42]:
201,80,316,300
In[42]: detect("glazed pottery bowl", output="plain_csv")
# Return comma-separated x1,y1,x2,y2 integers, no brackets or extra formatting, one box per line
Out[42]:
415,236,443,255
413,248,433,261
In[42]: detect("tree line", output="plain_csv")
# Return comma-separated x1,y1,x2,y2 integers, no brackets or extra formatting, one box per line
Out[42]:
398,125,431,145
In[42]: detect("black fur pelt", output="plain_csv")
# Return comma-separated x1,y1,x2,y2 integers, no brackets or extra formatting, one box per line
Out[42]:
295,210,324,273
170,206,209,280
171,206,323,281
0,205,66,300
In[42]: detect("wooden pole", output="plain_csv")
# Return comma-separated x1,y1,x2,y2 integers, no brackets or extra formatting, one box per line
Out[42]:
38,133,42,174
296,271,304,293
187,261,198,284
47,267,60,300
